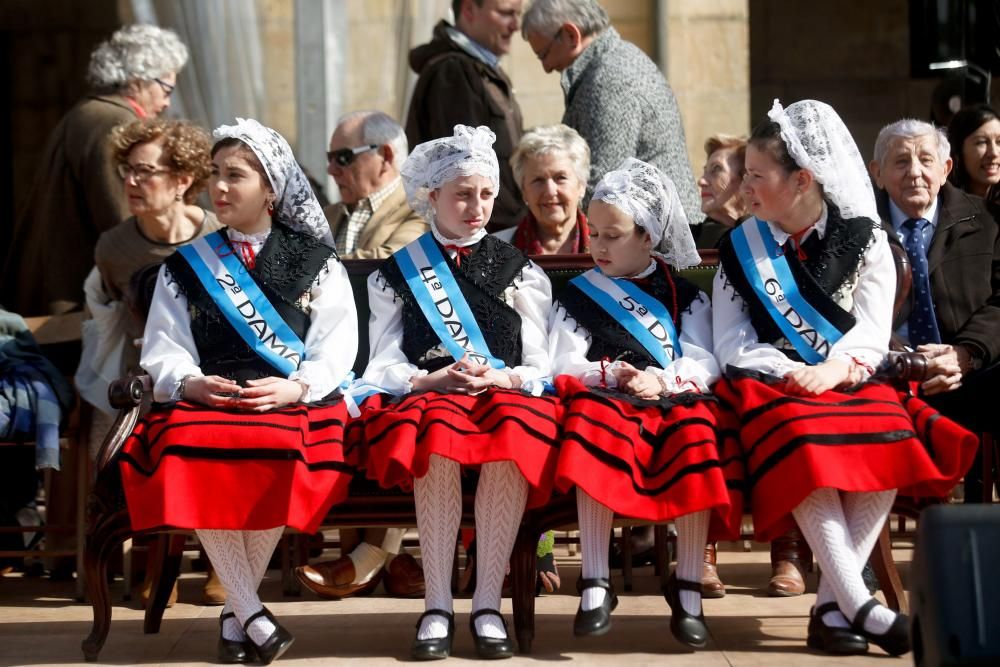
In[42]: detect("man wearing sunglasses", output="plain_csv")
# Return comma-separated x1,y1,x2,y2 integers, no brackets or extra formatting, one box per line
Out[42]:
323,111,428,260
404,0,525,232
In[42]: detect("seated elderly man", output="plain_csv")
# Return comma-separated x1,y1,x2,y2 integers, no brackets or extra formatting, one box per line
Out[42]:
324,110,428,259
870,119,1000,502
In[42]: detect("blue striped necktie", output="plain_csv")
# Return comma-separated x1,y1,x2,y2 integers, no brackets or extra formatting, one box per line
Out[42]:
903,217,941,344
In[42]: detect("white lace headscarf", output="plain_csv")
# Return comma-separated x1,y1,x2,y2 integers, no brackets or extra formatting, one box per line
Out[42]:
592,158,702,269
400,124,500,246
213,117,333,247
767,99,879,222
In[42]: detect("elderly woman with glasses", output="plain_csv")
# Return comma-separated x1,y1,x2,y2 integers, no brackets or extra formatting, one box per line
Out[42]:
495,124,591,255
2,24,189,316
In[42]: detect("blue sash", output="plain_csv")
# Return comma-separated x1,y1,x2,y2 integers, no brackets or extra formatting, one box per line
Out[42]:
570,268,682,368
729,218,845,364
176,231,305,377
394,234,504,369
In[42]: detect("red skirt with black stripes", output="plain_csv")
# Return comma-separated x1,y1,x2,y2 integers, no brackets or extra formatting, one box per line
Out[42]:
715,373,977,541
360,388,562,508
553,376,735,536
119,398,360,533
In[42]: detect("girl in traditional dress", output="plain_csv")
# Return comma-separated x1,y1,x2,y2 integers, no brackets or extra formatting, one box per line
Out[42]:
549,158,732,648
119,118,359,664
360,125,559,660
712,100,977,656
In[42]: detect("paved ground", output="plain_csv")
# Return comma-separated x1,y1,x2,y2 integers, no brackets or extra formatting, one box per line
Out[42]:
0,541,913,666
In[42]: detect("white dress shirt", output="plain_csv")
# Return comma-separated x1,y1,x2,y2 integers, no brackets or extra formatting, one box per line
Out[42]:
141,227,359,402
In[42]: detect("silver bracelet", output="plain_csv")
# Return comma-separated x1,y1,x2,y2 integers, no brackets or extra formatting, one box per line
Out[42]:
656,373,670,396
178,374,196,400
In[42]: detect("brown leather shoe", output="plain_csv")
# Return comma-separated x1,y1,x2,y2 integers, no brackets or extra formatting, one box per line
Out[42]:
701,542,726,598
383,553,425,598
137,572,177,609
294,556,382,600
202,564,227,606
768,526,811,596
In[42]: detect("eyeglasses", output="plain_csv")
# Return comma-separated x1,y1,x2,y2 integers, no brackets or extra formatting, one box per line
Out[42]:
537,27,563,62
154,78,175,97
117,163,173,182
326,144,380,167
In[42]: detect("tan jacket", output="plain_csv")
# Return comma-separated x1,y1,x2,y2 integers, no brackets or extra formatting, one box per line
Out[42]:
324,184,428,260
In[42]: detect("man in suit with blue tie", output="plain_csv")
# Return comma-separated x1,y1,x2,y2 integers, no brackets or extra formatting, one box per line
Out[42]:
870,118,1000,502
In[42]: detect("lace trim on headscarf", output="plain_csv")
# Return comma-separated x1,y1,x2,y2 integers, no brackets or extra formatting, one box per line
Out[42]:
213,118,333,247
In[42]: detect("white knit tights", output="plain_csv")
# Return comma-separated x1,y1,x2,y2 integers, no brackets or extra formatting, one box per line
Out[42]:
471,461,528,639
197,527,283,645
414,455,462,641
674,510,710,616
413,456,528,641
576,489,612,611
791,488,897,634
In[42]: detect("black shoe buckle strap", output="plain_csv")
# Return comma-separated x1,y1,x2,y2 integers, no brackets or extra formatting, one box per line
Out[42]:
576,576,614,595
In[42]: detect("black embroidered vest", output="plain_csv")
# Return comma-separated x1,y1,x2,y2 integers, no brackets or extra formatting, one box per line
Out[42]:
718,204,874,359
556,260,701,371
379,234,529,372
164,223,336,383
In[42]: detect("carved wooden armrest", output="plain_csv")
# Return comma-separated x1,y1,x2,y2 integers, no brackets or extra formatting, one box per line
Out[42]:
96,375,152,472
108,375,151,409
888,351,929,384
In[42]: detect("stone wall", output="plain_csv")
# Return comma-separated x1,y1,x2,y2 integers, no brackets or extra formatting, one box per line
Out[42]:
664,0,751,173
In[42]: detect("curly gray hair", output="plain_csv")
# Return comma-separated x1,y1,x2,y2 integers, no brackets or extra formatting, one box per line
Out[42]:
510,123,590,191
521,0,610,38
87,24,189,91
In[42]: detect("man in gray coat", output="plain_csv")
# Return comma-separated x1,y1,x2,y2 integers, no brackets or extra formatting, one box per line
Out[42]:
521,0,701,222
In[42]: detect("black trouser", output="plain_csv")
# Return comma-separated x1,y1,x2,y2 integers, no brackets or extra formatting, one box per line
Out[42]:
925,362,1000,503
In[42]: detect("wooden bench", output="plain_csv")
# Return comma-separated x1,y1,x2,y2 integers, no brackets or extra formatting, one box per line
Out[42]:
80,250,918,659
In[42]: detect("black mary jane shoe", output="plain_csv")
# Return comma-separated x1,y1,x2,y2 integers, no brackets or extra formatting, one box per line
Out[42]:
573,577,619,637
663,572,709,649
806,602,868,655
851,598,911,656
218,611,254,664
469,609,515,659
244,607,294,665
411,609,455,661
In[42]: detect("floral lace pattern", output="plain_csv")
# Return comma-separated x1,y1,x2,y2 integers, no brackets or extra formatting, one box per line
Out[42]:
213,118,333,247
400,125,500,224
768,99,879,223
592,158,701,269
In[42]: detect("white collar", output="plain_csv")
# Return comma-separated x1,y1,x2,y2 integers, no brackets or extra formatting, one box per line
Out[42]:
764,201,829,245
620,259,657,280
430,223,488,248
227,227,271,247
